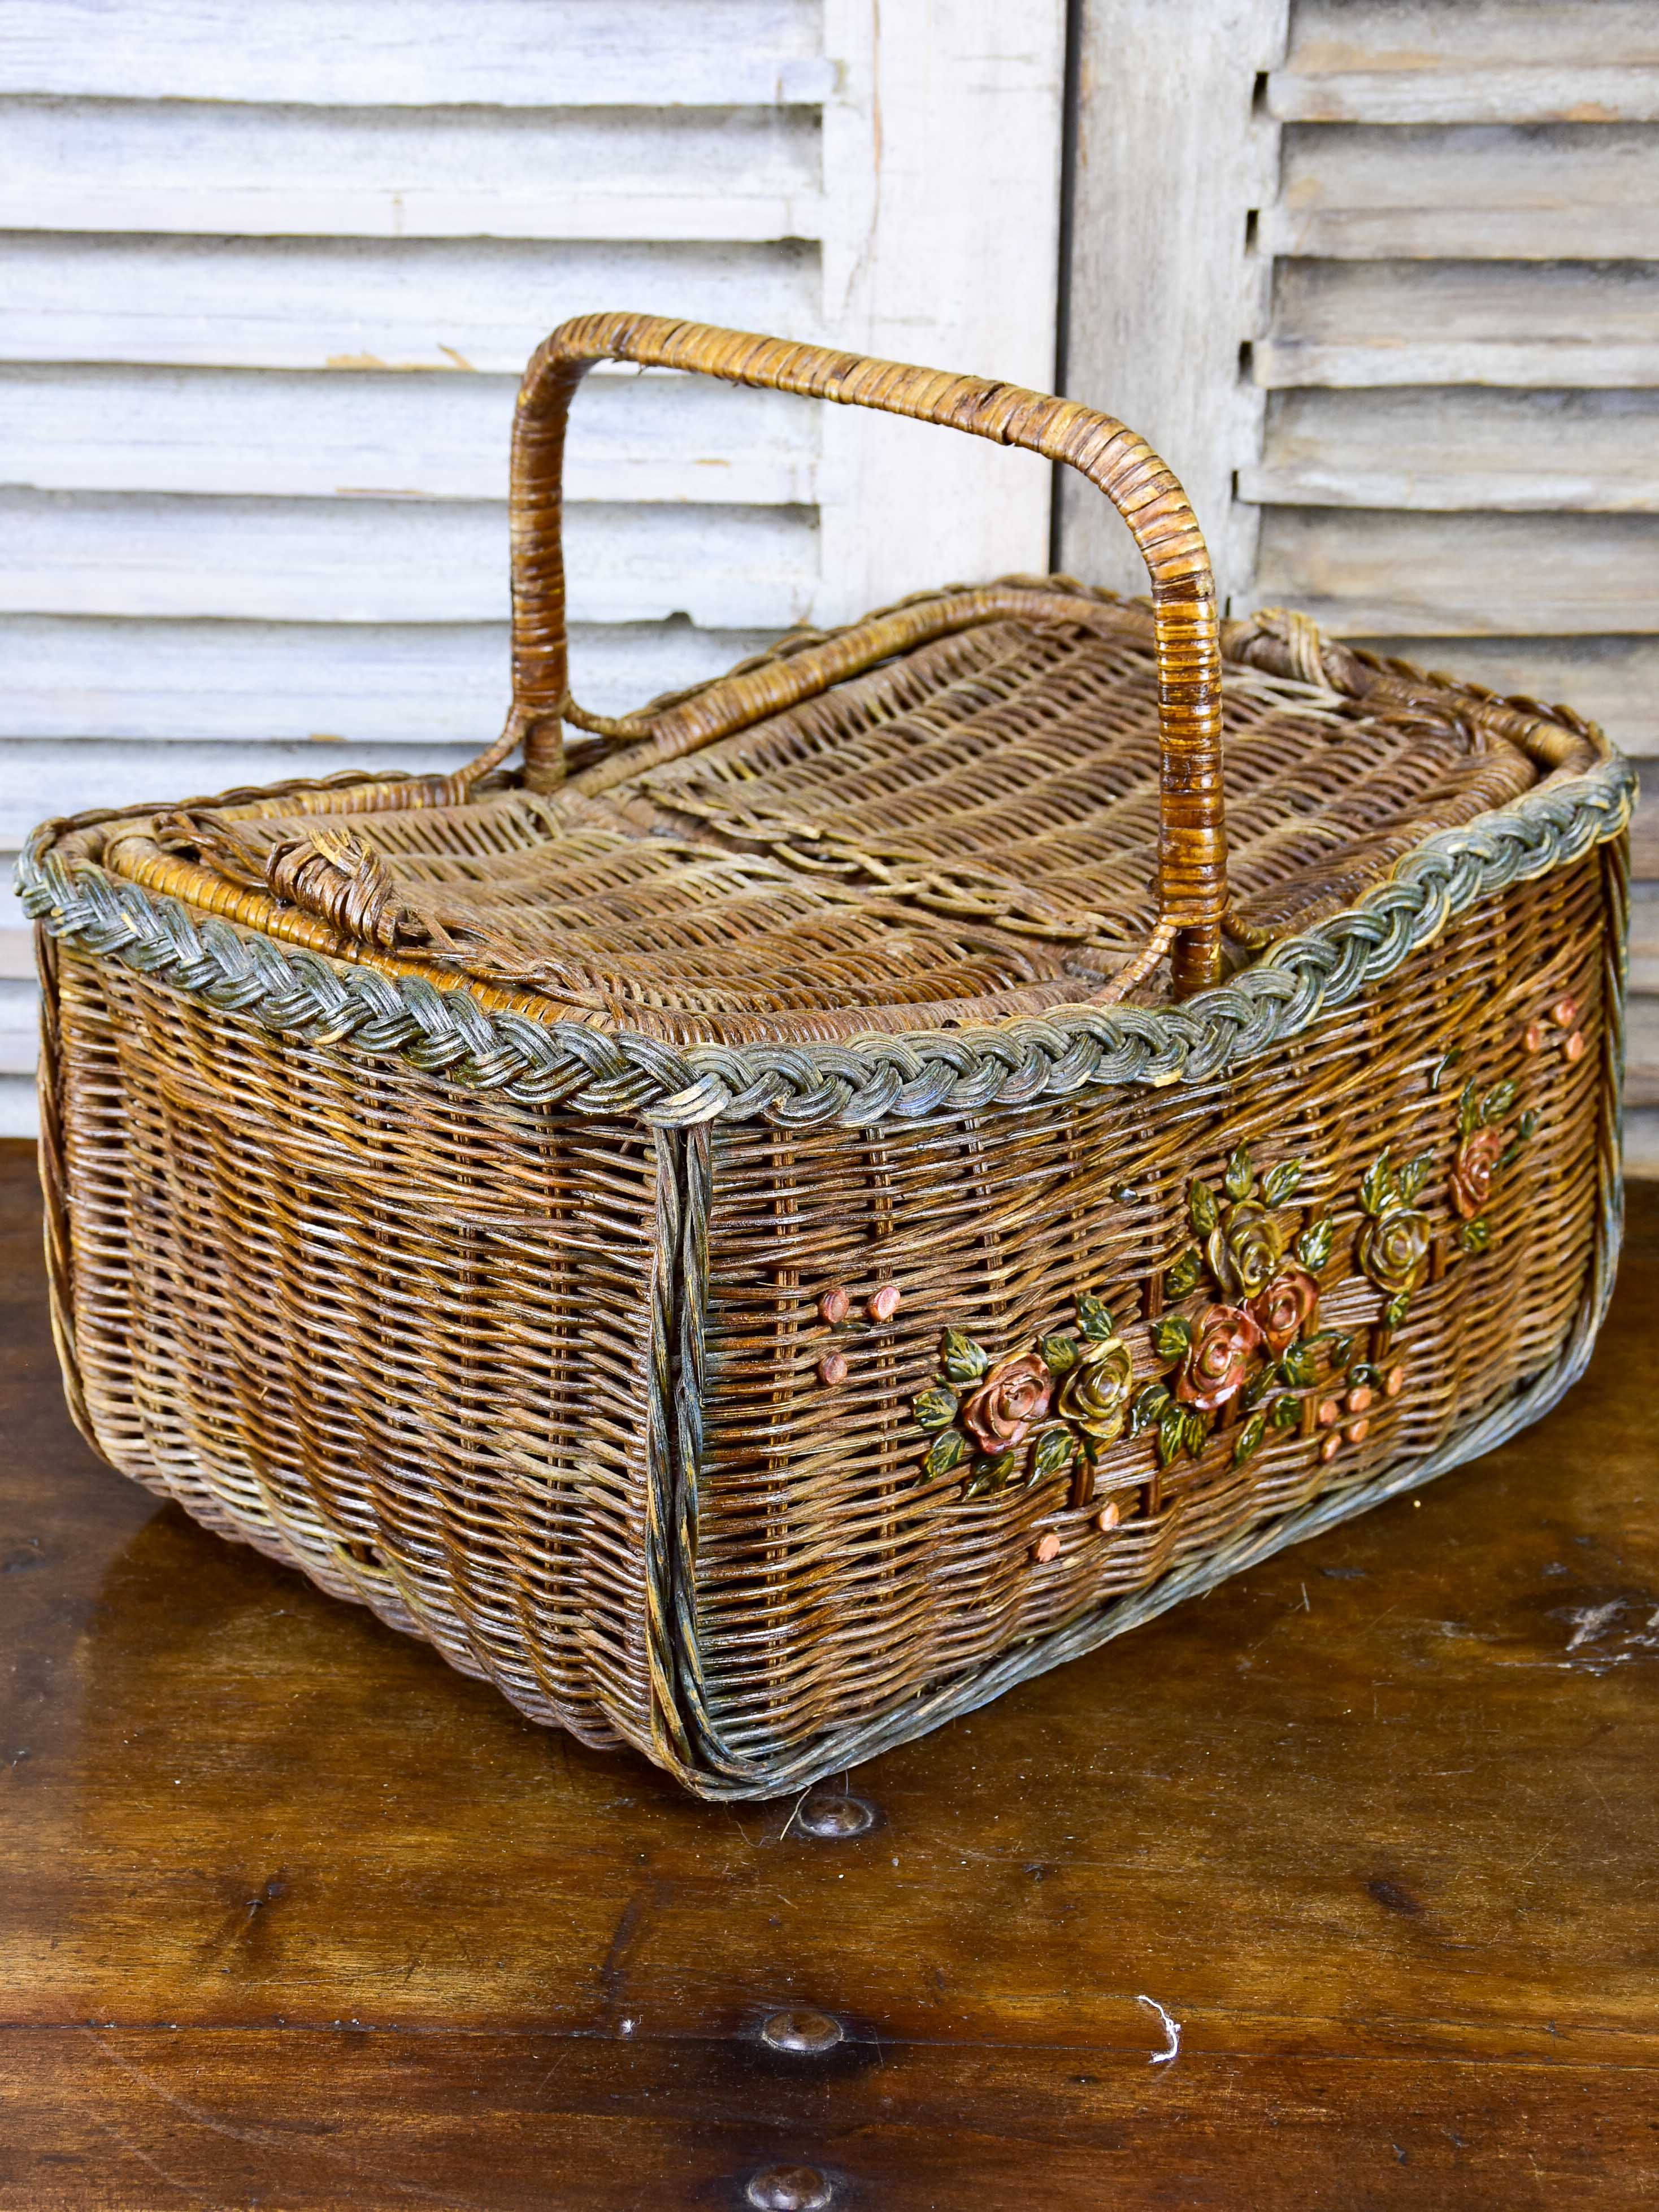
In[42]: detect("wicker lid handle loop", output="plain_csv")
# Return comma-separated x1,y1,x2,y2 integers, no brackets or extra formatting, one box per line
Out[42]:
506,313,1228,996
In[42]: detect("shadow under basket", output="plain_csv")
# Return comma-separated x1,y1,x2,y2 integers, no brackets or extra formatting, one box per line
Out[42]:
21,314,1635,1797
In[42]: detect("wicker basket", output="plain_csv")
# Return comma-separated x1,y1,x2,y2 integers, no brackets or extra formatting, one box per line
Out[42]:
22,315,1635,1798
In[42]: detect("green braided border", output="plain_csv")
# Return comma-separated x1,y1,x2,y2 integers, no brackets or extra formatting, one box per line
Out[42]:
15,749,1636,1132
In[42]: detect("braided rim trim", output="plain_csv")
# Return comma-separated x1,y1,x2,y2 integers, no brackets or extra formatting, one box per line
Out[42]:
17,751,1635,1132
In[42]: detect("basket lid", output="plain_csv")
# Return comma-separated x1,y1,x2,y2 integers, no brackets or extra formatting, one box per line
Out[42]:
98,585,1583,1046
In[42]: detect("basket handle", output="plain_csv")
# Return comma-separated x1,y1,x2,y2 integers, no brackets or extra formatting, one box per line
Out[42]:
507,312,1227,996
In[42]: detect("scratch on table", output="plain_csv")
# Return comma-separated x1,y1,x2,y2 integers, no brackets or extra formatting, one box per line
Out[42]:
1137,1993,1182,2067
1565,1601,1625,1652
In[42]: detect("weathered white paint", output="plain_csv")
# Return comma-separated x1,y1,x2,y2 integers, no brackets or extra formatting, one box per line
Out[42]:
2,98,826,241
1057,0,1288,605
1249,509,1659,638
1265,124,1659,259
1244,388,1659,512
813,0,1066,624
0,618,775,744
0,365,817,505
1272,67,1659,125
1632,913,1659,996
1625,996,1659,1107
1258,259,1659,389
0,492,818,626
0,1,835,106
1282,2,1659,78
0,980,40,1074
0,234,823,373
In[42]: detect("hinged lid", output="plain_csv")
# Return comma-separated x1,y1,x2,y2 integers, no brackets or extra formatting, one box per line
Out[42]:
90,317,1600,1046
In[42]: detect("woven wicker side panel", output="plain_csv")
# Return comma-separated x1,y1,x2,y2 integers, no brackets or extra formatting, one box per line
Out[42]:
45,949,660,1753
695,853,1612,1778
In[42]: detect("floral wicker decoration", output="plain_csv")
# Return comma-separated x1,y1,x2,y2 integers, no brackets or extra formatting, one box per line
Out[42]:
913,1292,1134,1505
1448,1075,1536,1256
1130,1142,1351,1477
912,1081,1536,1518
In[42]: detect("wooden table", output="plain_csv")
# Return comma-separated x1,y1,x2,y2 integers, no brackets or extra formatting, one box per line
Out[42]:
3,1137,1655,2210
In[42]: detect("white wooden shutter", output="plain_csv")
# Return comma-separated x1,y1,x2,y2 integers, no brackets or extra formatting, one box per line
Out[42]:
1062,0,1657,1169
0,0,1065,1129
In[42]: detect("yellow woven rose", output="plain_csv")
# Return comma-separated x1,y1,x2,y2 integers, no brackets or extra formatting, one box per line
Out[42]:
1057,1335,1134,1447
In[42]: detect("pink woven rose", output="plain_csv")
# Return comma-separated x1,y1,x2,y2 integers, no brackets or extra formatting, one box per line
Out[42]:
960,1353,1054,1454
1450,1127,1504,1219
1248,1265,1321,1356
1175,1305,1265,1413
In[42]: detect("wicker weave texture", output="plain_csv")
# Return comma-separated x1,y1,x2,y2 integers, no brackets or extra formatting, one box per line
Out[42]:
21,316,1635,1795
689,849,1616,1783
37,838,1622,1791
45,933,658,1748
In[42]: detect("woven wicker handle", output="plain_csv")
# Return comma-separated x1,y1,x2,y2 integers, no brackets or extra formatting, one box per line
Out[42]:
509,312,1227,994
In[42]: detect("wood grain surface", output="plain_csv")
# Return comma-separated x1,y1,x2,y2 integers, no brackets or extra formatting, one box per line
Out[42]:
2,1137,1656,2209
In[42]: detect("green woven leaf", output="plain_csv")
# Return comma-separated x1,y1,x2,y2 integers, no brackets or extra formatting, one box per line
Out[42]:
1359,1151,1395,1217
1184,1410,1211,1457
1482,1080,1517,1126
1164,1246,1204,1300
1039,1332,1079,1373
1189,1179,1220,1236
1384,1291,1412,1329
1150,1315,1194,1364
981,1449,1017,1489
1296,1216,1335,1272
1157,1402,1188,1468
941,1329,989,1386
1224,1145,1255,1202
1243,1361,1279,1410
1232,1411,1267,1467
1331,1332,1356,1369
914,1387,958,1432
1396,1151,1434,1204
1271,1393,1302,1430
1458,1216,1492,1254
1262,1160,1303,1207
1076,1293,1117,1341
923,1428,967,1479
1032,1426,1075,1479
1347,1361,1380,1390
1457,1079,1481,1138
1517,1109,1539,1141
1279,1340,1317,1389
1128,1381,1172,1438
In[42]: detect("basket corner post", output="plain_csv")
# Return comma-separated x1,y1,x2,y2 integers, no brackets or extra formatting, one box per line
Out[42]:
32,928,108,1467
642,1119,734,1794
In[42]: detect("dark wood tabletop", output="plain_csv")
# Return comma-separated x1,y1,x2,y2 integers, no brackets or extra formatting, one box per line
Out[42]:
3,1136,1656,2211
